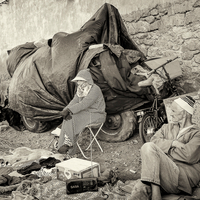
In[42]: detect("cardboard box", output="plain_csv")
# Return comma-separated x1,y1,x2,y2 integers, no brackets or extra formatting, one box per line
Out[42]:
144,56,182,79
56,158,100,181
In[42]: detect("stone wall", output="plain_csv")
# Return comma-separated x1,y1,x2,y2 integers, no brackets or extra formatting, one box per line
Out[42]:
123,0,200,92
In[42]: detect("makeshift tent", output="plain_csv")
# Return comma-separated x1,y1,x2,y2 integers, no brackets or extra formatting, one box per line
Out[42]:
7,3,148,121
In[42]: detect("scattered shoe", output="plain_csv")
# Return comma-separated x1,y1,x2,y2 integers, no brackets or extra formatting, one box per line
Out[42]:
58,144,72,154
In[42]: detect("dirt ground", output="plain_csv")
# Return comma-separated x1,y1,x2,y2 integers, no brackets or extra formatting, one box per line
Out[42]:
0,122,142,182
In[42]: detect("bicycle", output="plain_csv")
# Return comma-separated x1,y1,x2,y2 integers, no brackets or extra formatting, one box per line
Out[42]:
137,56,185,143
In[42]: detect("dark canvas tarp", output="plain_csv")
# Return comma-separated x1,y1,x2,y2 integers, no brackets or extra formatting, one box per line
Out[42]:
78,46,149,114
7,3,148,121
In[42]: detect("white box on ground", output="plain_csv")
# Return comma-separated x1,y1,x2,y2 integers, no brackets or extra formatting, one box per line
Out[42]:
56,158,100,181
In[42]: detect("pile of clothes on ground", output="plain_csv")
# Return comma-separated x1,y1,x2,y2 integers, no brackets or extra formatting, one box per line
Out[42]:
1,147,200,199
0,147,128,200
0,147,64,199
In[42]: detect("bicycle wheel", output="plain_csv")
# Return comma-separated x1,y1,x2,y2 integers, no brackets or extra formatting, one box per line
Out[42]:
139,112,164,143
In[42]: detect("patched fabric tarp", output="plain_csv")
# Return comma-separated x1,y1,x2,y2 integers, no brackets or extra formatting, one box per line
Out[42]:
7,3,148,121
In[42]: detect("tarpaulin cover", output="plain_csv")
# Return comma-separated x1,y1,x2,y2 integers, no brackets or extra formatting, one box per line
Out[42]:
7,3,148,121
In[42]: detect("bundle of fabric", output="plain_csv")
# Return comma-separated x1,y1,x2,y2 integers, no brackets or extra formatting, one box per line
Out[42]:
0,174,39,195
0,80,10,107
0,147,63,197
0,147,64,167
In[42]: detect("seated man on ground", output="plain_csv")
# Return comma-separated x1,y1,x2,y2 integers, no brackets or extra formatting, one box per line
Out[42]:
57,69,106,158
129,95,200,200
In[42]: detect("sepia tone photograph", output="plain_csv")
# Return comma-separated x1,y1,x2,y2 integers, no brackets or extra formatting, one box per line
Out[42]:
0,0,200,199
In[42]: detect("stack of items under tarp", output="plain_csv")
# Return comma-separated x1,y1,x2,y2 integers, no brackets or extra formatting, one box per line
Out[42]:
7,3,148,122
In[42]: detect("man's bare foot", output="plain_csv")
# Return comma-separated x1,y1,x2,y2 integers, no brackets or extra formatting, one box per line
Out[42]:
151,183,162,200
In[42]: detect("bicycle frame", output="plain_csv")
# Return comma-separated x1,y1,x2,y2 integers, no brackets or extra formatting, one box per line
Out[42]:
136,56,179,123
138,56,182,143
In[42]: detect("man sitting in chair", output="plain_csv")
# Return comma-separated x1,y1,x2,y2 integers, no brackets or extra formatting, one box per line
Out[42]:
57,69,106,158
128,95,200,200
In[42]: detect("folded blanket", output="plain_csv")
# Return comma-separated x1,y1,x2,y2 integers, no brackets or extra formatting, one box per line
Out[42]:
17,162,41,175
0,184,20,194
0,175,21,186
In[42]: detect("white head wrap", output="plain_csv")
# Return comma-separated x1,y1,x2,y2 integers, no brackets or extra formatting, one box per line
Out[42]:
174,96,195,115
